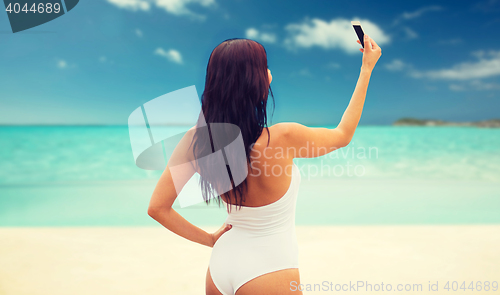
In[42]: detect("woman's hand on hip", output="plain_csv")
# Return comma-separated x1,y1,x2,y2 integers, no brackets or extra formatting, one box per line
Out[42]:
210,223,232,247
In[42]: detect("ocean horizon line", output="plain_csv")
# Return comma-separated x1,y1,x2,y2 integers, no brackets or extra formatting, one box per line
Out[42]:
0,123,390,127
1,119,499,128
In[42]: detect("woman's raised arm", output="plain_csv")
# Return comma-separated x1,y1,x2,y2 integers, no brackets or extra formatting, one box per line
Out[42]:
279,34,382,159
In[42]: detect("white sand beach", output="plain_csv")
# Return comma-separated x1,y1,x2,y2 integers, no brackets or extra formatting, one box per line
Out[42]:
1,225,499,295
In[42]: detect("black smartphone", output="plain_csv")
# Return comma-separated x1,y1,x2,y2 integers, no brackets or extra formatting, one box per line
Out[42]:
351,21,365,48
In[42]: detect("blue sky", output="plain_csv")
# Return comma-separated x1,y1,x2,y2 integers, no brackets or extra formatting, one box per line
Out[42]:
1,0,499,125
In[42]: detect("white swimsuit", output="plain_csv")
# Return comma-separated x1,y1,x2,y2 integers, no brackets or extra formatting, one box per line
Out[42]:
208,163,301,295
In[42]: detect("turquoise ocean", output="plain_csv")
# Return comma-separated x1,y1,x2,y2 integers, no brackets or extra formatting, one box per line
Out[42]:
1,126,499,226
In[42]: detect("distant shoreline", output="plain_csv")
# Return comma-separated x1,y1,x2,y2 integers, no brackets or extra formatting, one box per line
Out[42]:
393,118,500,128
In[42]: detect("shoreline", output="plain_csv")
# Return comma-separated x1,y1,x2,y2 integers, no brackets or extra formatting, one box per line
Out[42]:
393,118,500,128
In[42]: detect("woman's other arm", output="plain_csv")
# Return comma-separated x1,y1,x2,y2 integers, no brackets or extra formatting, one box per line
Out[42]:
147,129,231,247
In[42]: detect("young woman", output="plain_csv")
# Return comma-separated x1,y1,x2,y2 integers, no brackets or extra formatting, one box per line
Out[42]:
147,35,381,295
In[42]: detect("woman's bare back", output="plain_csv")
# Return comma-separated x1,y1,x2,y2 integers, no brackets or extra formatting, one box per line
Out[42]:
221,124,295,207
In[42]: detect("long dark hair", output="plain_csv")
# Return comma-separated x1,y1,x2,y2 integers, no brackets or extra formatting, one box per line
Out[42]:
192,38,274,213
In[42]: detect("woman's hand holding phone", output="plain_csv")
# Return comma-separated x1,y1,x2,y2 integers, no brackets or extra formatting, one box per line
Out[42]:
357,35,382,72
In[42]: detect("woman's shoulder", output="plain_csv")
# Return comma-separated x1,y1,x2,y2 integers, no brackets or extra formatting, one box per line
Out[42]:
269,122,296,135
253,122,301,150
267,122,309,145
270,122,308,135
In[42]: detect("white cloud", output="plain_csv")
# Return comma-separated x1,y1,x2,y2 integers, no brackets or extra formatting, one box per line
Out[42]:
57,59,68,69
326,62,341,69
449,80,500,92
401,5,443,20
449,84,465,91
411,50,500,80
384,59,409,71
135,28,143,37
106,0,216,20
155,0,215,20
471,50,494,59
283,17,390,54
245,28,277,43
290,68,313,77
390,6,443,41
298,68,312,76
393,5,443,25
56,59,77,69
386,51,500,80
385,53,500,92
473,0,500,13
106,0,150,11
154,47,183,64
403,27,418,39
470,79,500,90
98,56,115,65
